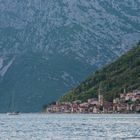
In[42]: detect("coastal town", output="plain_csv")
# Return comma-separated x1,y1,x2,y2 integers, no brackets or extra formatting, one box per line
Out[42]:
45,89,140,114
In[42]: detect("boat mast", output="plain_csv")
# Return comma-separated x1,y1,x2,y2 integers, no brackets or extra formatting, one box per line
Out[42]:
10,90,15,112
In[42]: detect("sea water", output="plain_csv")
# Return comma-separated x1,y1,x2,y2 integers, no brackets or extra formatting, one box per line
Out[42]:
0,114,140,140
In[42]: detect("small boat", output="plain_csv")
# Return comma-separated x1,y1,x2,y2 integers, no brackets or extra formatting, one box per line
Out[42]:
7,112,20,115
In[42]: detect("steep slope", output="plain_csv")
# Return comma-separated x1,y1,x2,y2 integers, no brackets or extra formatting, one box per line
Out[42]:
0,0,140,112
60,42,140,102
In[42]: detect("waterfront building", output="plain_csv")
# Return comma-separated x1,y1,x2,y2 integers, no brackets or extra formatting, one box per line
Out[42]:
46,89,140,114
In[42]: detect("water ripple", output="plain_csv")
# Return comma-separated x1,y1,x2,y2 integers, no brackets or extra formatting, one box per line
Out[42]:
0,114,140,140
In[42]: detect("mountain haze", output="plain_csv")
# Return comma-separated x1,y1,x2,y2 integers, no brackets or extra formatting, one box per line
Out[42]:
0,0,140,112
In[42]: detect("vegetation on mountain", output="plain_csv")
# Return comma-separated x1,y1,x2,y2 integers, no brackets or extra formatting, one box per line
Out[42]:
59,42,140,102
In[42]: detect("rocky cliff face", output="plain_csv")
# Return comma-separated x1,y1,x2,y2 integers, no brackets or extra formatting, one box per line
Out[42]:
0,0,140,112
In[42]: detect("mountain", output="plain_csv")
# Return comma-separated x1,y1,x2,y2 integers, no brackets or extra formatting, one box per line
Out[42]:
0,0,140,112
59,42,140,102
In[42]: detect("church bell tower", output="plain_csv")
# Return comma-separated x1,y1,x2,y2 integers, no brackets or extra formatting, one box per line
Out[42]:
98,84,104,106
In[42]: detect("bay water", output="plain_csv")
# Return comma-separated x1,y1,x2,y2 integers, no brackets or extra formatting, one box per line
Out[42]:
0,114,140,140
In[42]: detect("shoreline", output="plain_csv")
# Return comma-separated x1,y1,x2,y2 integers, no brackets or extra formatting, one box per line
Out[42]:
42,112,140,115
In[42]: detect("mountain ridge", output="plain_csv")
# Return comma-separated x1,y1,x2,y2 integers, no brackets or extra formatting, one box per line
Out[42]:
59,42,140,102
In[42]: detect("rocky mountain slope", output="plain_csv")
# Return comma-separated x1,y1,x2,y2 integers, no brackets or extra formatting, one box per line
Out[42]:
0,0,140,112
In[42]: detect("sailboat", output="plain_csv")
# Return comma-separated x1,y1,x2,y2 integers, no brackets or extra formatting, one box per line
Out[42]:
7,91,20,115
7,112,19,115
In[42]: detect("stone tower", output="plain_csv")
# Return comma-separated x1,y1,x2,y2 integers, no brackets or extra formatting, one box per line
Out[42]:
98,85,104,106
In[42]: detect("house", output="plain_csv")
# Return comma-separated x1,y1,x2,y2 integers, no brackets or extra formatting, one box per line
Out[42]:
71,104,79,113
88,98,99,106
129,104,140,112
60,104,71,113
73,100,81,104
47,104,61,113
93,106,100,113
79,103,89,113
116,103,127,112
113,98,120,104
103,101,113,113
